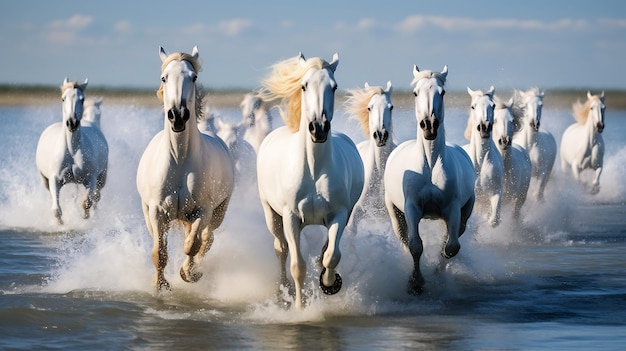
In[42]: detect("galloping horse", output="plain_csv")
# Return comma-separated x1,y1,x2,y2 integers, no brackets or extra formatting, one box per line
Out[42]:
560,91,605,194
345,81,395,228
462,86,503,227
136,46,235,291
256,53,364,309
492,96,532,220
384,65,475,295
215,117,257,183
512,88,557,200
36,78,108,225
240,92,274,154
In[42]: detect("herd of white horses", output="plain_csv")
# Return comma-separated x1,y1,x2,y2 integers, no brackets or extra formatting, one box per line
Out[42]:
35,47,606,308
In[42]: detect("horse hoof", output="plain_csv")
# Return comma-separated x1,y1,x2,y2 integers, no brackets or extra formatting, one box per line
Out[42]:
156,279,171,292
443,242,460,259
319,268,342,295
180,267,203,283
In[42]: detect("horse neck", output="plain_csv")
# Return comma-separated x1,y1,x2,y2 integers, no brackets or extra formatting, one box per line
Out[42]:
468,130,491,169
518,118,536,147
584,113,600,144
299,116,332,178
63,123,82,155
418,127,446,169
371,139,392,173
165,116,199,162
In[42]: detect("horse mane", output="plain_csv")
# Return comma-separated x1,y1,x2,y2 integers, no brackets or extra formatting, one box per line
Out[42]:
156,52,205,120
572,94,603,125
257,55,333,133
345,85,386,137
410,70,447,87
60,81,85,93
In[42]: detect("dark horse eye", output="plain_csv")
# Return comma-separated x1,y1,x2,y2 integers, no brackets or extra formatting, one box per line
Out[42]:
192,75,198,82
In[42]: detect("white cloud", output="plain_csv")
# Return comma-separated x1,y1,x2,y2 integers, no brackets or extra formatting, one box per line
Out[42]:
598,18,626,28
45,14,93,45
356,18,380,31
50,14,93,30
114,20,132,33
217,18,253,37
394,15,589,33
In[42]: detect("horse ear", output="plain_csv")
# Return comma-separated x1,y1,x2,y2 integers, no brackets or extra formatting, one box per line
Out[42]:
386,80,393,94
364,82,370,88
441,65,448,78
95,97,103,105
63,77,69,85
80,78,88,91
587,91,593,100
413,65,420,78
159,46,168,62
601,90,605,99
467,86,474,96
329,53,339,72
298,52,306,64
487,85,495,96
191,46,199,60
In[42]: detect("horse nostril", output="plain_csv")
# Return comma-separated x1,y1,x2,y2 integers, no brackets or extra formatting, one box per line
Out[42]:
323,121,330,133
308,122,315,133
168,109,176,121
419,120,427,130
181,107,190,122
433,119,439,129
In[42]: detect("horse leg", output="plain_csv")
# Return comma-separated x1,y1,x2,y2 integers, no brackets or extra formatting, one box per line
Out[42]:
590,166,602,195
488,192,501,228
180,208,207,283
48,178,63,225
145,204,170,291
319,210,348,295
459,195,475,237
283,211,306,309
443,205,462,259
260,201,290,293
403,202,425,295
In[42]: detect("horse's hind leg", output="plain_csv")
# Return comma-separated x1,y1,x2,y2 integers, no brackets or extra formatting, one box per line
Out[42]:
48,178,64,225
260,201,292,298
459,195,475,237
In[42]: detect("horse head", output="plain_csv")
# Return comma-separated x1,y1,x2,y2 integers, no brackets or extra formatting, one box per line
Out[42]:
588,91,606,133
240,93,262,128
412,65,447,141
493,97,515,150
158,46,201,133
467,86,495,139
367,81,393,147
60,78,88,133
300,52,339,143
520,88,544,132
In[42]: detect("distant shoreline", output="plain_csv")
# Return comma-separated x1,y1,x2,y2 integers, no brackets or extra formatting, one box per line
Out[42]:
1,85,625,110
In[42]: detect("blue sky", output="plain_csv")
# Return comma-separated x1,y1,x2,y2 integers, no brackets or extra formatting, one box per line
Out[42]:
2,1,625,92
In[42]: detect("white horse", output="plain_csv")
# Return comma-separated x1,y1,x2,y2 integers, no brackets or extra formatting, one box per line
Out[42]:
345,81,395,228
560,91,605,194
384,65,475,295
462,86,503,227
256,53,364,309
136,46,235,291
36,78,108,225
240,92,274,154
492,96,532,220
215,117,257,184
512,88,557,200
81,97,103,128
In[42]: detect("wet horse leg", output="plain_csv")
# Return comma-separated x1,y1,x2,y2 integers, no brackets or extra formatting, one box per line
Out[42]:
146,204,170,291
283,212,306,309
403,201,425,295
320,210,348,295
181,208,207,283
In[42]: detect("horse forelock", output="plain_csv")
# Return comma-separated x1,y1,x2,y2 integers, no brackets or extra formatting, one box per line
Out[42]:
345,85,386,137
60,81,85,94
258,55,333,133
156,52,202,102
411,70,446,87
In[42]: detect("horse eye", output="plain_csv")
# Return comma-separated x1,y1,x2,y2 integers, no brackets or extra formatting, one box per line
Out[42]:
471,105,475,110
301,84,307,92
441,90,446,97
332,85,338,92
367,107,371,111
161,76,166,83
390,105,394,111
413,91,418,97
192,75,198,82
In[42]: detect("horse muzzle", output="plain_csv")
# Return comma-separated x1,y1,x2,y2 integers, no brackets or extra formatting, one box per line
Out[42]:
596,122,605,133
530,120,540,132
373,130,389,147
419,118,439,141
309,120,330,143
477,122,492,139
498,136,512,149
168,107,190,132
66,117,79,132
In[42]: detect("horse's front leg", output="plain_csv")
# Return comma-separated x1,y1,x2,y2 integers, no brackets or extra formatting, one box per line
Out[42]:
180,208,207,283
283,210,306,309
81,178,98,219
590,165,602,195
404,201,425,295
442,204,462,259
146,205,170,291
488,192,502,228
49,177,63,225
320,209,348,295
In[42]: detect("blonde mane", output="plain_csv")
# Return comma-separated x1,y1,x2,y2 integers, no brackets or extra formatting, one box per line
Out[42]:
156,52,205,119
257,55,332,133
345,85,386,137
411,70,447,87
60,81,85,94
572,94,602,125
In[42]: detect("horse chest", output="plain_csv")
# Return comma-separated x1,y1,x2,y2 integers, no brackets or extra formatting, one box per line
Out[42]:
294,176,334,223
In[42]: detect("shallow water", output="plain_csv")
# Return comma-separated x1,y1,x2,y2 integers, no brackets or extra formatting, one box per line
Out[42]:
0,99,625,350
